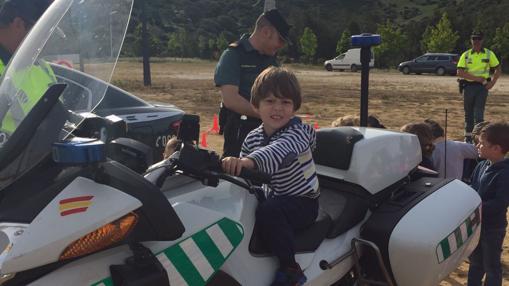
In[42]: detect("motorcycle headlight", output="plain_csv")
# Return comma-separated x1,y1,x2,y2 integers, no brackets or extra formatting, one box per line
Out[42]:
59,212,138,260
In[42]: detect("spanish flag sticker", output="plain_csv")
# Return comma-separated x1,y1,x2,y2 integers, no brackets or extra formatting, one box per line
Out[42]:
59,196,94,216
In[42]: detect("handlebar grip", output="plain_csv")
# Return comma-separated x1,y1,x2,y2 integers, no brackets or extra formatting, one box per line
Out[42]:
239,168,271,184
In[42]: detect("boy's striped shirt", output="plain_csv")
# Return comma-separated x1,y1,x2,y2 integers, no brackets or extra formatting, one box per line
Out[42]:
241,118,319,198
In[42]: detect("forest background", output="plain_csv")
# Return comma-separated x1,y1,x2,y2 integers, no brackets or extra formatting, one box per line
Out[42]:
117,0,509,71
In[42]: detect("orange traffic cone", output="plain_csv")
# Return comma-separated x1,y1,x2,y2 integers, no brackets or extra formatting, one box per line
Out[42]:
313,122,320,130
209,114,220,134
200,131,208,148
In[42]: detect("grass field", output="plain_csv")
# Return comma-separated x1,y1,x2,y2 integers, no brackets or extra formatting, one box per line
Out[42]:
112,58,509,285
112,59,509,152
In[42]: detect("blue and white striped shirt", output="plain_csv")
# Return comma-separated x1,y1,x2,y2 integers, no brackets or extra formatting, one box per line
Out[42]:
241,117,319,198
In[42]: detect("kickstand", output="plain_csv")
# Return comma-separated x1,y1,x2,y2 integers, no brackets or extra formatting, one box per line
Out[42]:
351,238,395,286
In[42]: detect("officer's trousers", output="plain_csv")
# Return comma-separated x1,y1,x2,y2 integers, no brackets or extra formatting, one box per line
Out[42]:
464,84,488,137
222,116,261,157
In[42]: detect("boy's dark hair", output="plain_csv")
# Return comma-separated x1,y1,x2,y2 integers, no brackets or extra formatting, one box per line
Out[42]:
0,0,52,28
368,115,385,129
251,66,301,110
400,122,435,157
481,122,509,154
424,118,444,139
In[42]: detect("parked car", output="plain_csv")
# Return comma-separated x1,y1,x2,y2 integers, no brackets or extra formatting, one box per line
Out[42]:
324,48,374,72
51,64,184,165
398,53,459,76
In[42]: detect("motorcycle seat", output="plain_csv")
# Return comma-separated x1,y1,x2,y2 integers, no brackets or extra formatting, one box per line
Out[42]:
249,208,332,255
319,186,369,238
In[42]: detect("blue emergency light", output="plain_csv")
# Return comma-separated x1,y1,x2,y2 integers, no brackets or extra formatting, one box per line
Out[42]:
351,33,381,47
52,137,106,164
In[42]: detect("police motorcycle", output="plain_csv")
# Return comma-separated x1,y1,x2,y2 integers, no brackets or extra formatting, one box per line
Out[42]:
0,0,483,285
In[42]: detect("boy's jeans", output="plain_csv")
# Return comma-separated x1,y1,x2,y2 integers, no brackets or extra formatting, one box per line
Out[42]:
256,196,318,269
467,227,506,286
464,85,488,138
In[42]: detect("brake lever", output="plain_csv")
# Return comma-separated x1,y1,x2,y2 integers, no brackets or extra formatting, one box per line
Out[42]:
144,156,178,187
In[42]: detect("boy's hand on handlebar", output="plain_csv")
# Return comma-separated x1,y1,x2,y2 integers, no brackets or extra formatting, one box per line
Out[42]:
221,157,255,176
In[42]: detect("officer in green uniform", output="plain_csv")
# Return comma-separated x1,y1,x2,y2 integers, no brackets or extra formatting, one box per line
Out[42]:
457,31,501,143
0,0,52,75
214,9,290,157
0,0,54,137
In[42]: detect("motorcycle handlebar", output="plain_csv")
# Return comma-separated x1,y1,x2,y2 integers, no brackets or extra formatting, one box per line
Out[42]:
239,168,271,184
175,143,271,186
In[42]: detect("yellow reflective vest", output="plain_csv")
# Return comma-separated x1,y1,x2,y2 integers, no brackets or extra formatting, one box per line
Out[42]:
0,58,5,75
0,60,57,134
457,48,500,81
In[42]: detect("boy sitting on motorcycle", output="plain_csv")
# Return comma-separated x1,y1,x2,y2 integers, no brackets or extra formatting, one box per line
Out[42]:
221,66,319,286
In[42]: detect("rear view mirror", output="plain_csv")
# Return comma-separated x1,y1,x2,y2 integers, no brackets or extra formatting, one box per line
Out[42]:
177,114,200,143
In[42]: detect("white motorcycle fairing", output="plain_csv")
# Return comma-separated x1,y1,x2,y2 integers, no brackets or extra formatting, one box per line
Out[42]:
23,186,246,286
162,180,365,286
1,177,142,274
24,176,364,286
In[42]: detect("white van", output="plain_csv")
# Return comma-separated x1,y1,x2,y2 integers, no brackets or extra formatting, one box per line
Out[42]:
324,48,374,72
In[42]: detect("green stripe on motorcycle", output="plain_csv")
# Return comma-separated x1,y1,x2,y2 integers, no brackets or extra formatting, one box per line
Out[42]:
91,217,243,286
436,207,480,263
91,279,113,286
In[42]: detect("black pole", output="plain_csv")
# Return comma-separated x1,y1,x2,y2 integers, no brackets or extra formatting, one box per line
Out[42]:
141,0,151,86
351,33,380,127
360,47,371,127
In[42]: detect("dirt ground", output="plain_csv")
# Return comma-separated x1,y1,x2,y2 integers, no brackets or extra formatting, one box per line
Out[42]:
112,58,509,285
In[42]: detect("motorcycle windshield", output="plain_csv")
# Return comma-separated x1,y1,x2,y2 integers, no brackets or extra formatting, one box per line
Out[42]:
0,0,133,184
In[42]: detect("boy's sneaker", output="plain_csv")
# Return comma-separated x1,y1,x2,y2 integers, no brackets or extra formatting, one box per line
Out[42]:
271,265,307,286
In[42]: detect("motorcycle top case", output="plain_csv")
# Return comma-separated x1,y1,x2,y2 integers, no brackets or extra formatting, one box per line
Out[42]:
313,127,422,195
360,177,481,286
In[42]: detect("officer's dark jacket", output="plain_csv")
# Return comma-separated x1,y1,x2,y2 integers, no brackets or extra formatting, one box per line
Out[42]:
214,33,279,101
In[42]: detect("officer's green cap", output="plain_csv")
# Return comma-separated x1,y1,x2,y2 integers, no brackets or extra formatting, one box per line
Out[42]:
0,0,53,26
263,9,291,42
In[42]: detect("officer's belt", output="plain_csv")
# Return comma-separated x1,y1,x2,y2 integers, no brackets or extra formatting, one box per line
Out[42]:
463,81,484,87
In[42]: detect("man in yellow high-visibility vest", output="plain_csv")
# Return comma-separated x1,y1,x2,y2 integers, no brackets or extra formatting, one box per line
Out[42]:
457,31,501,143
0,0,55,137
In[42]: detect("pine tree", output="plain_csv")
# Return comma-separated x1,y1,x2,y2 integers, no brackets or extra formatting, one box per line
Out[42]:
300,27,318,63
420,13,459,53
336,29,351,54
216,33,228,55
373,21,407,68
492,22,509,71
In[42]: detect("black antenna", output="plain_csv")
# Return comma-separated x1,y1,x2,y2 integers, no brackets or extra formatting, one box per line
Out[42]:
444,109,448,178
